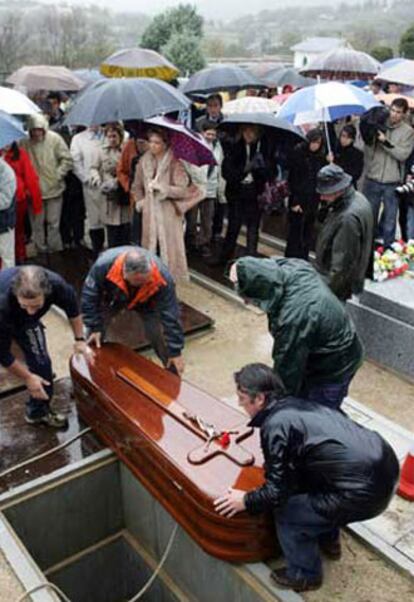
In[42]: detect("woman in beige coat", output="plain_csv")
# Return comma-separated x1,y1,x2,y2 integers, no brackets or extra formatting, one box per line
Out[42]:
90,123,130,249
132,128,203,281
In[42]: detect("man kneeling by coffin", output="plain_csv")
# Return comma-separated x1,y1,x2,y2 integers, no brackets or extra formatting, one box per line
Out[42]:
214,363,399,593
81,246,185,375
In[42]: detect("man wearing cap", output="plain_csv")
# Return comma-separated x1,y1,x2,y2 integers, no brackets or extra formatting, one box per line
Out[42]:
315,164,373,302
81,246,185,375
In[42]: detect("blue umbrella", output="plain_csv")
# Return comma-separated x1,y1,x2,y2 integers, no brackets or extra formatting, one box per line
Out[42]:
0,111,27,149
72,68,105,85
278,82,380,152
278,82,379,125
65,78,190,126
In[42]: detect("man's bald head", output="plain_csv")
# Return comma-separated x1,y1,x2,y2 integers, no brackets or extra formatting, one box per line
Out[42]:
11,266,52,299
123,251,152,287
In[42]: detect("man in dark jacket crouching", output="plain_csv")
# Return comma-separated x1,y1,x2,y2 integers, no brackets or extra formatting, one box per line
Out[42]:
214,363,399,592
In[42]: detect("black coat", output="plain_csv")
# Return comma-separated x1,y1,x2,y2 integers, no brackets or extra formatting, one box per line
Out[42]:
222,137,275,199
244,397,399,525
335,144,364,187
287,142,327,214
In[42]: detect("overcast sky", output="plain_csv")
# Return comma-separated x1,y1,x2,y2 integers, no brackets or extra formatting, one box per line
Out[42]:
43,0,359,21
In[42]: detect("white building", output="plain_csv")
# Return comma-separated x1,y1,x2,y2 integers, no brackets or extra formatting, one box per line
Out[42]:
291,37,347,70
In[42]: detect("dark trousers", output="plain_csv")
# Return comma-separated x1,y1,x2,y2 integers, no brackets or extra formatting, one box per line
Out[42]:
302,372,354,409
398,196,409,241
285,211,315,261
276,494,339,580
130,210,142,245
60,172,85,246
106,223,131,248
13,321,53,419
212,200,225,237
222,186,261,258
186,197,215,247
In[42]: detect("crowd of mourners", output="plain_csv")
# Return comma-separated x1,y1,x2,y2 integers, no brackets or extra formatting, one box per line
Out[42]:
1,84,414,289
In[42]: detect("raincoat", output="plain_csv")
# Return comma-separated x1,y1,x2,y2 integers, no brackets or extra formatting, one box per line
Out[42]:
235,257,363,395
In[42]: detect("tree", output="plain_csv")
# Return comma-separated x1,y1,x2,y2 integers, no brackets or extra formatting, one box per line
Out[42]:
370,45,394,62
0,12,30,73
141,4,203,52
162,33,205,76
400,23,414,58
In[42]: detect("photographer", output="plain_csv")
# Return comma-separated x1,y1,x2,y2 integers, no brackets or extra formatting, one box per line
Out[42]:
363,98,414,248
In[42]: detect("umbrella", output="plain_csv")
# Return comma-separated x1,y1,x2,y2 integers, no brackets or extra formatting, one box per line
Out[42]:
219,112,305,143
64,78,190,127
0,86,40,115
100,48,179,81
375,59,414,87
144,116,215,166
7,66,85,92
271,93,292,105
246,62,285,78
0,111,27,149
222,96,280,115
375,92,414,110
262,67,316,88
73,69,105,85
380,58,407,71
300,48,380,80
278,82,380,125
277,82,380,153
183,65,267,96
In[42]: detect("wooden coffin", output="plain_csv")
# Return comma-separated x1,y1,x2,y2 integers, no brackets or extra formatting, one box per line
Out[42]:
70,343,277,563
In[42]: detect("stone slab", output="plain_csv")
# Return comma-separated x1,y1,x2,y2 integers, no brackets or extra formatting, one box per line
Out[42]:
359,278,414,327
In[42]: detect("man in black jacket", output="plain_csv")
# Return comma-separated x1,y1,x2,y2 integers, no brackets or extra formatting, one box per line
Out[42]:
315,164,374,301
81,246,185,375
0,266,90,427
214,363,399,592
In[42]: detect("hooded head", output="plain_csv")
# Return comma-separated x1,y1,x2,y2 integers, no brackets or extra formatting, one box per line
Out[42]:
27,113,49,143
234,257,286,313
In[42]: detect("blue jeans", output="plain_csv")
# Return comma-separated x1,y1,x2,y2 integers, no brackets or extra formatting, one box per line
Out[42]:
275,494,339,580
363,178,399,248
13,321,53,419
407,204,414,240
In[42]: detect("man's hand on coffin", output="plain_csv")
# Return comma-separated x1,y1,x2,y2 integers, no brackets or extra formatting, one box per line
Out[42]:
26,373,50,400
214,488,246,518
167,355,185,376
73,340,95,360
87,332,102,348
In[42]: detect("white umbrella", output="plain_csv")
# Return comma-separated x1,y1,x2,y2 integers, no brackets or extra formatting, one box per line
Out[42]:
376,59,414,87
0,86,40,115
7,66,85,92
222,96,280,115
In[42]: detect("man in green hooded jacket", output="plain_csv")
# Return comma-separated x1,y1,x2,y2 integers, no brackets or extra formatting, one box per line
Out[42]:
230,256,363,407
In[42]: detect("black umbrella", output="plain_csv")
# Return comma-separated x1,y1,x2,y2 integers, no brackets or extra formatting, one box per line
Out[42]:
182,65,267,96
219,112,305,143
262,67,316,88
64,78,190,126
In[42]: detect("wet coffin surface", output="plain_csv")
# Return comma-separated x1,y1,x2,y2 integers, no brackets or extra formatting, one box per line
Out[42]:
0,378,104,493
33,249,214,348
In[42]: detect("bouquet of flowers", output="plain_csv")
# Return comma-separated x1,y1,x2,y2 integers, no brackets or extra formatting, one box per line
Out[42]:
373,240,413,282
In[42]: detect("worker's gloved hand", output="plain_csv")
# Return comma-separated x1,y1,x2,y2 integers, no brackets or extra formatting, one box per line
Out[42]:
86,332,102,348
167,355,185,376
25,373,50,400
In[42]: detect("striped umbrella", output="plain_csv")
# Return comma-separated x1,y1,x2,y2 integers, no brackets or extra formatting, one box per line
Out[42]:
100,48,179,81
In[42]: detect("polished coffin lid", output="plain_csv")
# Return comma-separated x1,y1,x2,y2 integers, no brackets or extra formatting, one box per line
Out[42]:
70,343,276,561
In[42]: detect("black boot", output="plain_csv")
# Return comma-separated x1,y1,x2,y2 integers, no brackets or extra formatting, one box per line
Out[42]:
89,228,105,258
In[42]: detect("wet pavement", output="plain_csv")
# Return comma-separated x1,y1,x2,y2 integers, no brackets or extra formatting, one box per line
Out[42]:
0,378,104,493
